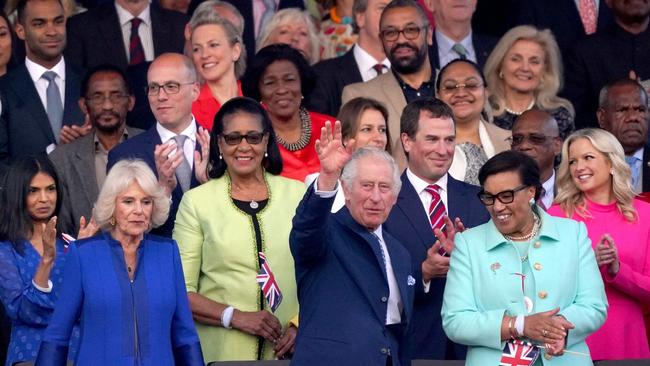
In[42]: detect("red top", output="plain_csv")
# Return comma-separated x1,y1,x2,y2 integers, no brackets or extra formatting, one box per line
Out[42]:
192,81,243,130
278,111,332,182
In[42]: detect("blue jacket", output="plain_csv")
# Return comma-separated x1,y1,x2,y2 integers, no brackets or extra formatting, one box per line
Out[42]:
442,209,608,365
35,232,203,366
290,187,415,366
383,173,489,360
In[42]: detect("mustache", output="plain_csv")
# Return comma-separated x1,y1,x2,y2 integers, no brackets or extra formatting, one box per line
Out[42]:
94,111,121,121
390,43,418,55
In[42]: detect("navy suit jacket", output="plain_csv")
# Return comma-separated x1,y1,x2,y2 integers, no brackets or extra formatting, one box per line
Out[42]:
107,125,201,238
65,3,187,70
290,186,415,366
642,142,650,193
0,62,85,168
428,31,497,71
308,46,363,117
383,173,489,360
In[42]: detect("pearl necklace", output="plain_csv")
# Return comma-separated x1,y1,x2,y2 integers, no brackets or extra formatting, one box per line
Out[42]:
505,100,535,116
504,211,541,243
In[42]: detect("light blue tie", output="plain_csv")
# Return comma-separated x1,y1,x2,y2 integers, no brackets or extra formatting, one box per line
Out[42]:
172,135,192,192
42,71,63,142
625,155,641,190
452,43,468,60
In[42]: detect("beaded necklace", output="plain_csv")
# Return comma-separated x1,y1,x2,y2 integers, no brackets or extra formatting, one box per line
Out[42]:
275,107,312,151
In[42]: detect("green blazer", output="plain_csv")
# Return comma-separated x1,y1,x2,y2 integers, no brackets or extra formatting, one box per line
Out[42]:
442,209,607,365
174,173,305,363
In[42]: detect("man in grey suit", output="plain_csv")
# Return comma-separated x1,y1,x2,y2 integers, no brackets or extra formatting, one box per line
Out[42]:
49,65,142,235
342,0,435,171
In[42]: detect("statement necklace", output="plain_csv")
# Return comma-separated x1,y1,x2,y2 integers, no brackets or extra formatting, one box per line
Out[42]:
504,211,541,243
505,100,535,116
276,108,312,151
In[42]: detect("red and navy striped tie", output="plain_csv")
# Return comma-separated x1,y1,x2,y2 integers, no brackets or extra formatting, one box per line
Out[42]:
425,184,446,233
129,18,145,66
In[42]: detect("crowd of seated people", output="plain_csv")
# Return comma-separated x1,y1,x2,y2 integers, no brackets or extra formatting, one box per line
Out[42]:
1,0,649,365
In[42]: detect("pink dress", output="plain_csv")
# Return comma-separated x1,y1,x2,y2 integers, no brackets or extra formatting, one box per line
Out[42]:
548,199,650,360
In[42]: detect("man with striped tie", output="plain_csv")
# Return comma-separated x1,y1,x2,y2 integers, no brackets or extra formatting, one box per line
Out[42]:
383,97,489,360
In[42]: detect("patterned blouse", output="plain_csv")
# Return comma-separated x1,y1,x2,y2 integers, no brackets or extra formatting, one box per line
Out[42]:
0,239,79,366
318,15,357,60
492,106,575,140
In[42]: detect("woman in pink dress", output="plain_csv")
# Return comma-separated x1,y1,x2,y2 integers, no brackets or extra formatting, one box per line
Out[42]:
548,128,650,360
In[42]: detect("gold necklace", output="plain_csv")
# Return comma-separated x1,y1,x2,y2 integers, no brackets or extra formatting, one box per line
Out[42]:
275,108,312,151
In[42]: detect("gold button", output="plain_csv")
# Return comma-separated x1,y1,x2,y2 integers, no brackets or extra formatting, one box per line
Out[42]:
534,262,543,271
538,291,548,299
534,241,541,248
544,353,553,360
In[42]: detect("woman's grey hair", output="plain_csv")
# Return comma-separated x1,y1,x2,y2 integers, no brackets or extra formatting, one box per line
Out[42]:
189,9,247,78
256,8,320,65
190,0,244,35
94,159,170,232
340,147,402,194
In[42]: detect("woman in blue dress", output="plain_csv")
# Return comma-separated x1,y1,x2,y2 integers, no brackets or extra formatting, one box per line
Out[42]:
0,156,81,366
36,160,203,366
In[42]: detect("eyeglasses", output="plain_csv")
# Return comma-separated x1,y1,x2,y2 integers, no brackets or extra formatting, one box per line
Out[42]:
221,131,266,145
146,81,195,96
478,185,528,206
86,93,130,105
439,82,484,94
509,133,559,147
379,25,424,41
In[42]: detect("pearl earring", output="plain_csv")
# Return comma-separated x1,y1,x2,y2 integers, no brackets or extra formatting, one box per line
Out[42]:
264,152,268,158
219,154,223,160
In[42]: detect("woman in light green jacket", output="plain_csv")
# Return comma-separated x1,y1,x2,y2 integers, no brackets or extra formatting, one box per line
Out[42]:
173,97,304,364
442,151,607,365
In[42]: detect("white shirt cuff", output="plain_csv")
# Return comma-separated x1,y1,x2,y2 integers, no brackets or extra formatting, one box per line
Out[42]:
423,279,431,293
314,178,338,198
32,279,53,293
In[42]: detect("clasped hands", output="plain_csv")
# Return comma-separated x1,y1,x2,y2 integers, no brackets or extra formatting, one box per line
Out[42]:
231,310,296,359
154,127,210,196
595,233,619,277
523,308,575,356
421,216,465,282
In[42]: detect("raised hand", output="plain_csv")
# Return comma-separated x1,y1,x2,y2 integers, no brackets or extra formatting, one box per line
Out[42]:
595,233,619,276
231,309,282,343
194,126,211,184
421,241,450,281
433,216,464,255
315,120,354,176
154,140,183,196
77,216,99,240
42,216,58,262
59,117,92,144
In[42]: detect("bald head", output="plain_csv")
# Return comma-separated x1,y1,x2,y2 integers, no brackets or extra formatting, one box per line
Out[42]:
511,109,561,182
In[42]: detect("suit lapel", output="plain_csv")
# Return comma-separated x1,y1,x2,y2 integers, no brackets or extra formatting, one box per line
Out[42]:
73,133,100,207
472,33,491,68
343,47,363,84
395,173,435,251
62,64,82,126
447,174,468,223
11,65,56,143
98,5,128,69
429,35,441,71
384,231,412,323
643,143,650,192
150,5,170,57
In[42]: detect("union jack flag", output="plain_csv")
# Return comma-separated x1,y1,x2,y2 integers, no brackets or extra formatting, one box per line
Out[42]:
499,340,540,366
256,252,283,313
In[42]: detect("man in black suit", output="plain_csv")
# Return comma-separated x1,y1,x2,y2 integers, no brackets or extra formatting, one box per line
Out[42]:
424,0,497,70
512,0,613,54
187,0,304,63
65,0,187,70
0,0,85,169
383,97,489,360
564,0,650,129
308,0,391,117
598,78,650,193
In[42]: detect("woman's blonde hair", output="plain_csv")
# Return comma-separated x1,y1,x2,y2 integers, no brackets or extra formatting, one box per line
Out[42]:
255,8,320,65
190,9,247,78
555,128,637,222
483,25,574,118
94,160,170,232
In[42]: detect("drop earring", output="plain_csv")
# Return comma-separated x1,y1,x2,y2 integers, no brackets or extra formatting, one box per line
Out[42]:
219,154,223,160
264,152,268,158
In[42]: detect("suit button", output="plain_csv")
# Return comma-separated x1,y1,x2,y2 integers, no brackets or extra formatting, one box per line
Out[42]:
544,353,553,360
380,348,388,355
381,296,388,303
534,262,543,271
538,291,548,299
534,241,541,249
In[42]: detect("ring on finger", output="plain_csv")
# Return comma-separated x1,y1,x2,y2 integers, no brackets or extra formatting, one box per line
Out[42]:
542,329,548,337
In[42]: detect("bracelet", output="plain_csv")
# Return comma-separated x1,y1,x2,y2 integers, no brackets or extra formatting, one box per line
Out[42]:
507,316,516,339
515,315,525,337
221,306,234,329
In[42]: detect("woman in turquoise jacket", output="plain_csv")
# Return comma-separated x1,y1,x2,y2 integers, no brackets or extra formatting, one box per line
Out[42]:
442,151,607,365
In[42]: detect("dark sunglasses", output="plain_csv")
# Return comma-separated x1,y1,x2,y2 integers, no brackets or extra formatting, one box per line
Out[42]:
509,133,559,147
478,185,528,206
220,131,266,145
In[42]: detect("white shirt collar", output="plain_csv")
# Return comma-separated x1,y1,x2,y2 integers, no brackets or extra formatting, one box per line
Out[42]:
353,44,390,75
372,225,385,242
541,170,555,208
155,116,197,144
406,168,448,195
25,57,66,83
115,2,151,26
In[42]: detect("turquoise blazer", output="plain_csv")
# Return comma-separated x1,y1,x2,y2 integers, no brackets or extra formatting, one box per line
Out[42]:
442,209,607,365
